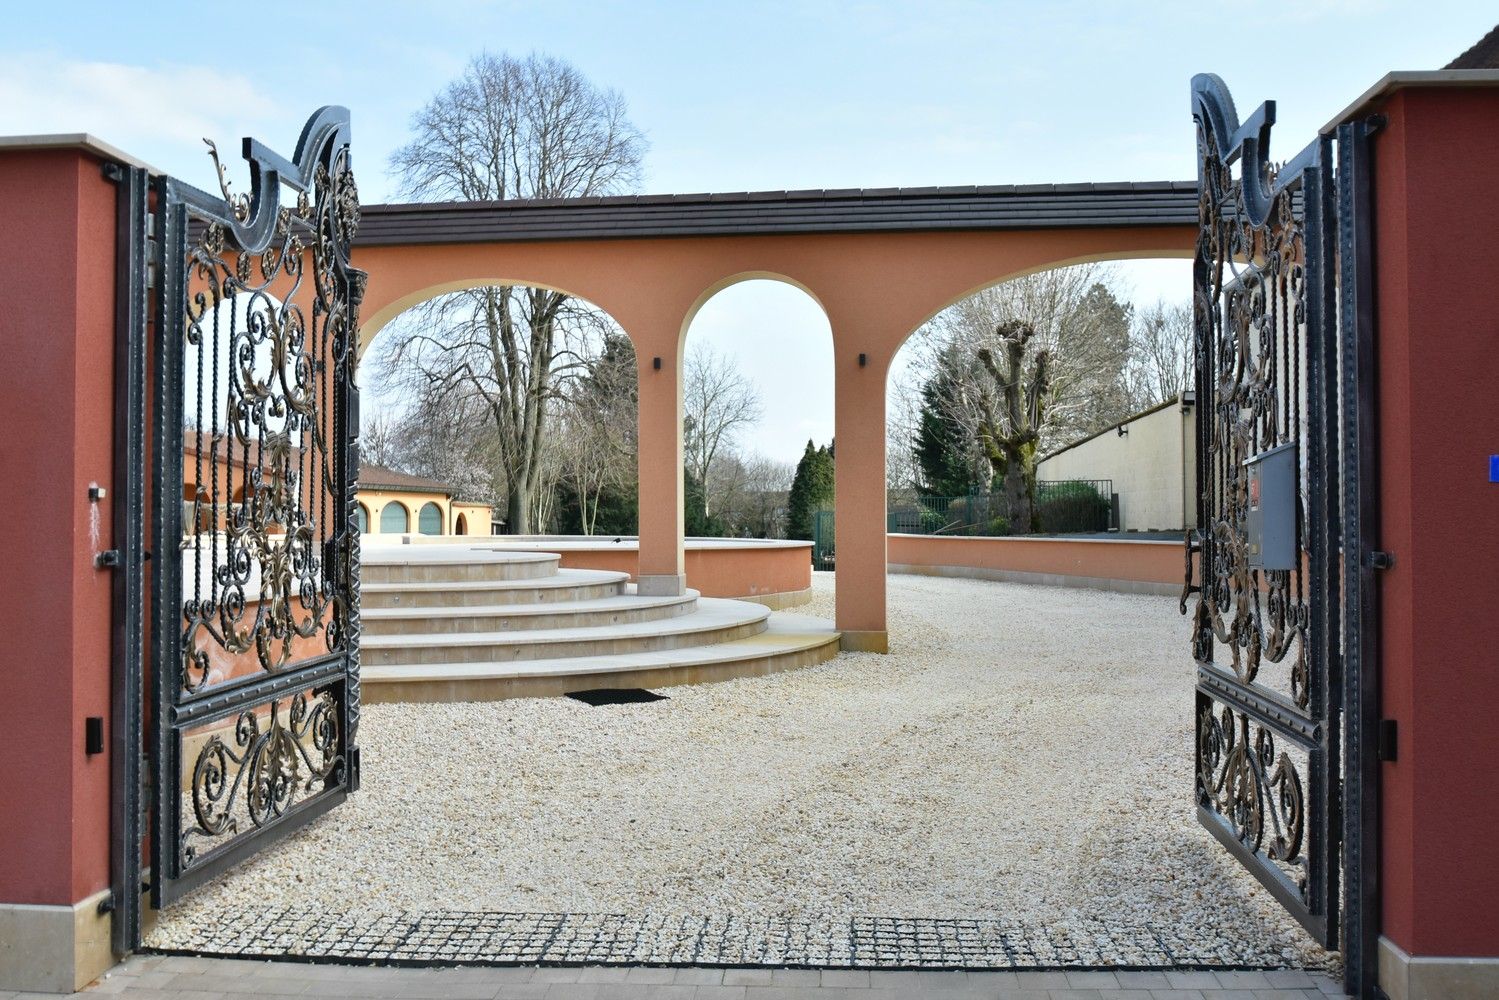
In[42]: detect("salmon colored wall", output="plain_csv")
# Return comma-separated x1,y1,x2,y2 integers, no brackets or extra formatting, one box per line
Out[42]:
1372,87,1499,959
486,543,813,599
887,534,1185,586
353,225,1195,642
0,150,117,906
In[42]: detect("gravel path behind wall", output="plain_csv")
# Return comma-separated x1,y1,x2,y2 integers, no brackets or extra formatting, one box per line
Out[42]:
150,573,1333,970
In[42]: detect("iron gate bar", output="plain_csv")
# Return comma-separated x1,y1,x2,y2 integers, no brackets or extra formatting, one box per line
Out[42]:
107,159,150,954
1338,115,1382,1000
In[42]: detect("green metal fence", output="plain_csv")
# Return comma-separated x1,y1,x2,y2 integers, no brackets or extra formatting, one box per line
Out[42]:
886,480,1117,537
812,508,835,570
810,480,1116,572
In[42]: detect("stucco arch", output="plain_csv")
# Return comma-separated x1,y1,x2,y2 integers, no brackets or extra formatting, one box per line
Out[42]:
358,276,634,359
348,214,1197,646
677,270,831,349
888,247,1195,364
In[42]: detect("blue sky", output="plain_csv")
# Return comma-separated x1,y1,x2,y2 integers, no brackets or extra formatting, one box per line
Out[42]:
4,1,1492,462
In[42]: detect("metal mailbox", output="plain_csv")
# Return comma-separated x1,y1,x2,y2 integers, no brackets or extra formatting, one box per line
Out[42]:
1245,442,1297,571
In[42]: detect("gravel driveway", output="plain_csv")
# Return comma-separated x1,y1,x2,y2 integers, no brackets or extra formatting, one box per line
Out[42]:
149,573,1333,970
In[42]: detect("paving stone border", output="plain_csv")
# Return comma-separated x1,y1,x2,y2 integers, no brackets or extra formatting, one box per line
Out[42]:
149,907,1341,973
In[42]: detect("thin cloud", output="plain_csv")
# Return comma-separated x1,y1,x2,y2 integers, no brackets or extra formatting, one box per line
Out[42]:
0,53,279,159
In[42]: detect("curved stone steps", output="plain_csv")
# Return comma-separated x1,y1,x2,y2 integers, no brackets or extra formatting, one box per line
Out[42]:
363,611,841,703
361,568,629,608
361,587,701,635
362,547,560,584
362,596,770,666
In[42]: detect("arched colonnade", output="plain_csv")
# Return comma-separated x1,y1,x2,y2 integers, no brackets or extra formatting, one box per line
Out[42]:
352,185,1197,650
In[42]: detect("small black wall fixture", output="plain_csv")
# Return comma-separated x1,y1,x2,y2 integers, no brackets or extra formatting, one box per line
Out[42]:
85,716,104,755
1117,423,1129,437
652,356,661,370
858,353,867,367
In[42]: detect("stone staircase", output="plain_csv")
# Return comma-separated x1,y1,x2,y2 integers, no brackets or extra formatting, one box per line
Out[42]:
360,545,840,703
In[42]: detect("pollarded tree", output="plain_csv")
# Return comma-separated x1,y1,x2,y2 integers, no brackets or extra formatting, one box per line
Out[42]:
970,321,1051,533
377,52,647,533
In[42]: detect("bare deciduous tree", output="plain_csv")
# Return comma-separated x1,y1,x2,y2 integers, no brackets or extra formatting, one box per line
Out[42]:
683,343,763,514
361,413,399,468
556,334,637,534
1127,301,1194,407
375,52,647,533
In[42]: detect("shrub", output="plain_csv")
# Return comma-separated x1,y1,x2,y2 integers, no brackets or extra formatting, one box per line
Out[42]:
1036,481,1112,533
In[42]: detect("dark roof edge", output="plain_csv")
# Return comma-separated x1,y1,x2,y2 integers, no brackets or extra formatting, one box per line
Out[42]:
363,180,1198,215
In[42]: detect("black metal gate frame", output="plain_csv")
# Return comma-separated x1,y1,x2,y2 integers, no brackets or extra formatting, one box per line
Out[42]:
107,109,365,950
1187,75,1381,998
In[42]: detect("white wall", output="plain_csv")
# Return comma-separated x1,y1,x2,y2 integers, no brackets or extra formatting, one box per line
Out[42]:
1036,396,1196,532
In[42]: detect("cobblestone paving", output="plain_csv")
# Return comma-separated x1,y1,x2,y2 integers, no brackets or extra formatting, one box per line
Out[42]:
26,953,1347,999
148,907,1337,971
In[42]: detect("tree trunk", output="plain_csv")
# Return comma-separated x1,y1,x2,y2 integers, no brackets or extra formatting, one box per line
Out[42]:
508,474,531,534
999,445,1038,534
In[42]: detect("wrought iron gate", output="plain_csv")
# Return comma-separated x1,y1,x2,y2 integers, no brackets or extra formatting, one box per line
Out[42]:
1184,75,1380,997
110,108,365,948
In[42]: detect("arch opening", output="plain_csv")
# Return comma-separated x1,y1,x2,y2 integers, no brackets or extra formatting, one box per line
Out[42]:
887,257,1194,539
679,277,834,553
358,280,639,539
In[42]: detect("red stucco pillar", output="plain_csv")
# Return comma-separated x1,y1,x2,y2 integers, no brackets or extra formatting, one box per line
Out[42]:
0,145,121,990
831,339,888,651
634,337,686,595
1370,83,1499,998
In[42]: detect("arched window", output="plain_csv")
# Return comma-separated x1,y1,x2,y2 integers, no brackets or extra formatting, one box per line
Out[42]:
418,502,443,535
355,503,369,534
379,502,409,534
455,513,468,535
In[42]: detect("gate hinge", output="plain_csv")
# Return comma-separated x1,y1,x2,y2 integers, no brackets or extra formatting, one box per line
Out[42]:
1368,550,1395,570
96,891,116,916
1378,719,1399,761
95,549,121,568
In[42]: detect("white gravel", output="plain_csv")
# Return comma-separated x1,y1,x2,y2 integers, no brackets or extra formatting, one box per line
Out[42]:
150,572,1332,968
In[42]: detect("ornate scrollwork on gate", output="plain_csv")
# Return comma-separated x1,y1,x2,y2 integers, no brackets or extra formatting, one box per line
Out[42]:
155,107,365,900
1187,78,1311,709
1185,74,1340,943
178,116,364,697
181,687,343,867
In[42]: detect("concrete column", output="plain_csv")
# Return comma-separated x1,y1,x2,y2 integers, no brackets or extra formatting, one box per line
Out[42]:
0,146,120,992
1368,82,1499,1000
635,344,685,596
831,341,889,652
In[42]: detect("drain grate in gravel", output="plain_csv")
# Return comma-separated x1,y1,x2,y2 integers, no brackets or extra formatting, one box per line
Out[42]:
565,688,669,706
146,906,1340,971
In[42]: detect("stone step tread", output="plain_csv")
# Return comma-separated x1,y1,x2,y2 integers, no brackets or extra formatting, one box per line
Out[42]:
365,613,839,683
361,569,629,592
362,547,559,566
362,589,699,620
362,597,768,649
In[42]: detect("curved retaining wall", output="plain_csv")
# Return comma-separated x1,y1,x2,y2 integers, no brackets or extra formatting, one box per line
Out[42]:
886,533,1189,596
390,535,814,607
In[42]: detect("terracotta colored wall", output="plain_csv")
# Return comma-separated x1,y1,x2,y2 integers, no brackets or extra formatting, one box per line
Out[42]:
0,150,117,906
353,224,1195,640
483,543,813,599
1372,87,1499,958
887,533,1185,586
